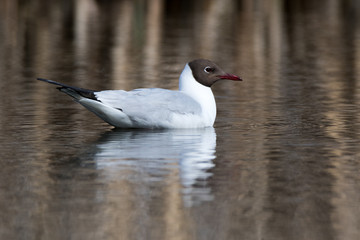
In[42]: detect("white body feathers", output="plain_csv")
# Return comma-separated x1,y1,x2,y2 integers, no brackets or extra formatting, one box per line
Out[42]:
74,64,217,128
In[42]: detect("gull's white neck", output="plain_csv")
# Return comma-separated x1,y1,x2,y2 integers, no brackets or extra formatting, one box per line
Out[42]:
179,64,216,126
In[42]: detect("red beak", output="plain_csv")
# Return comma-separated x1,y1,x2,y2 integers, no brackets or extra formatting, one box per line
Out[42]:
218,73,242,81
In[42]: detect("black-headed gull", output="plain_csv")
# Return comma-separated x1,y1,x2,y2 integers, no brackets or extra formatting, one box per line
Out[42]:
37,59,241,128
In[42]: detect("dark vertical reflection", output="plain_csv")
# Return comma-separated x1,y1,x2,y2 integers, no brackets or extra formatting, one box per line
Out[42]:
263,1,359,239
0,0,359,239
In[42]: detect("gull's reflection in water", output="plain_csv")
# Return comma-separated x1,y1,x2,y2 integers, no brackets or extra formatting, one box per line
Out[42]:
94,127,216,207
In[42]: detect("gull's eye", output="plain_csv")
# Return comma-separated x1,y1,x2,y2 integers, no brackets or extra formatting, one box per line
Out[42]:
204,66,215,73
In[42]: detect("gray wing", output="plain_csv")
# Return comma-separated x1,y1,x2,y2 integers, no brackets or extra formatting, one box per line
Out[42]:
95,88,202,122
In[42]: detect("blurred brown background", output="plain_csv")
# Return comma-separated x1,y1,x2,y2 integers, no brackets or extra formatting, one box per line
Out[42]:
0,1,359,240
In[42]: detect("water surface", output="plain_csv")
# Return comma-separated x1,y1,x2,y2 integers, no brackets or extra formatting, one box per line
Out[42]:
0,0,360,239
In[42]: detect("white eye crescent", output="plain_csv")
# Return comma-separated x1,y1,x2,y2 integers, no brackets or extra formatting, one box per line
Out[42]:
204,66,214,73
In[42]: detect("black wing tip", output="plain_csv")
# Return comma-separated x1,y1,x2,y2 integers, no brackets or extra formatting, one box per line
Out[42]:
37,77,65,87
37,77,52,82
37,77,99,101
37,77,51,83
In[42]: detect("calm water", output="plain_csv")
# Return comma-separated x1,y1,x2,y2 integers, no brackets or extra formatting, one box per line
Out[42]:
0,0,360,239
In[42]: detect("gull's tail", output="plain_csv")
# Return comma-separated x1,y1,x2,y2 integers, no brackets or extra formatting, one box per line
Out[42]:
37,78,98,101
37,78,130,127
